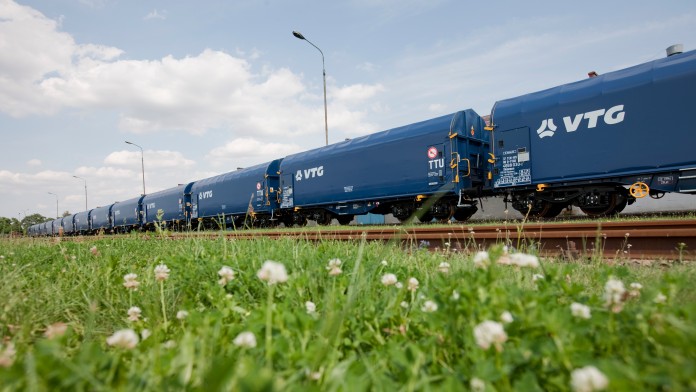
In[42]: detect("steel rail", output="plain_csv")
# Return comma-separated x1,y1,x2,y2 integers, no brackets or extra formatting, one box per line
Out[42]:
218,219,696,260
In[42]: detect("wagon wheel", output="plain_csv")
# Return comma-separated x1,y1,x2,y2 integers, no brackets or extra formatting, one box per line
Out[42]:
316,212,333,226
294,215,308,227
580,193,621,217
433,204,455,223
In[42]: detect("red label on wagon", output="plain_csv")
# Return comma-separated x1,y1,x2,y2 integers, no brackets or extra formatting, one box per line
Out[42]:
427,147,438,159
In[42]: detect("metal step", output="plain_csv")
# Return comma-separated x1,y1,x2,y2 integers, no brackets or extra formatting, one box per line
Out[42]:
677,171,696,193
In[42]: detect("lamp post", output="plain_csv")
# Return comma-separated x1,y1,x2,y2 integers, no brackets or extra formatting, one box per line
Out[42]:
47,192,58,218
73,175,88,211
292,30,329,146
125,141,146,196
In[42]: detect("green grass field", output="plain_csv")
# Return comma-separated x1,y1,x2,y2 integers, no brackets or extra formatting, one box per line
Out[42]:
0,234,694,391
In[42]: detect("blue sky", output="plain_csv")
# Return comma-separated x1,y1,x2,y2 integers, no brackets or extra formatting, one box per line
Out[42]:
1,0,695,219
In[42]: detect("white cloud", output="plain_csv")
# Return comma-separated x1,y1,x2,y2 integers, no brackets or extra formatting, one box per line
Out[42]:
331,83,384,104
0,1,384,141
206,138,303,168
356,62,377,72
104,150,195,169
144,9,166,20
27,159,42,167
427,103,445,113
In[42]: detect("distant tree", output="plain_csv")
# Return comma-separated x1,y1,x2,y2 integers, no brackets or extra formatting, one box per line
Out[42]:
62,210,71,217
0,217,22,235
20,213,52,232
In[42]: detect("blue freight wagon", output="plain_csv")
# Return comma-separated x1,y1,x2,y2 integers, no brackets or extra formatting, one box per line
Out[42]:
91,204,114,233
52,219,62,235
491,49,696,217
278,109,490,224
190,160,282,229
74,210,91,235
111,196,144,233
62,215,75,235
141,183,194,230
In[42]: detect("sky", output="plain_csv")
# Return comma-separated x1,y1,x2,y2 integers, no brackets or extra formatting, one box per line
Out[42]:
1,0,695,219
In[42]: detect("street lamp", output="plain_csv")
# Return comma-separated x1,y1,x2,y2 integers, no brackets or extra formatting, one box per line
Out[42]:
73,175,88,211
293,30,329,146
125,141,146,196
47,192,58,218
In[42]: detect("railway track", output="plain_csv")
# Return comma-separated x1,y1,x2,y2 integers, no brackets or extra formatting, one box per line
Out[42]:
215,219,696,260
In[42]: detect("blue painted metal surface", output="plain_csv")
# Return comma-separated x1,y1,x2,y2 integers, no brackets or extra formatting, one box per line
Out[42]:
278,110,488,210
52,218,62,234
111,196,145,230
91,204,114,231
74,210,92,233
62,215,75,234
191,160,282,220
492,49,696,188
141,183,194,225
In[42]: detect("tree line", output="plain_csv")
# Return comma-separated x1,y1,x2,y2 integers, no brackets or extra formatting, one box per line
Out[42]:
0,213,53,235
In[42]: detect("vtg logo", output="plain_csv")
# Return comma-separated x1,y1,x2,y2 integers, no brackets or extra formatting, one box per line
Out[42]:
295,166,324,181
536,104,625,138
198,190,213,200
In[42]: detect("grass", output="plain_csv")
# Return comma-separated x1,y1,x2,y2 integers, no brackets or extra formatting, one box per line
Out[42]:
0,236,695,391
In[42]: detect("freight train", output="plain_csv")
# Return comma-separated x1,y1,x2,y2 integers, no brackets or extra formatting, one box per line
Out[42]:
28,47,696,236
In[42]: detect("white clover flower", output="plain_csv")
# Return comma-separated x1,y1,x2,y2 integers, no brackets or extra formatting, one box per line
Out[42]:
473,251,490,268
407,277,419,292
233,331,257,348
532,273,545,282
395,282,403,289
400,301,409,309
0,255,4,260
570,365,609,392
470,377,486,392
629,282,642,297
451,290,460,301
381,260,388,266
654,293,667,304
509,253,539,268
218,266,235,286
123,273,140,290
154,264,170,281
90,246,99,256
0,342,16,368
438,262,450,274
421,300,438,312
307,369,323,381
473,320,507,351
500,311,514,324
127,306,142,322
176,310,189,320
163,340,176,349
326,258,342,276
571,303,592,319
603,276,626,310
257,260,288,285
141,329,151,341
305,301,317,314
106,329,139,349
381,273,398,286
44,322,68,340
